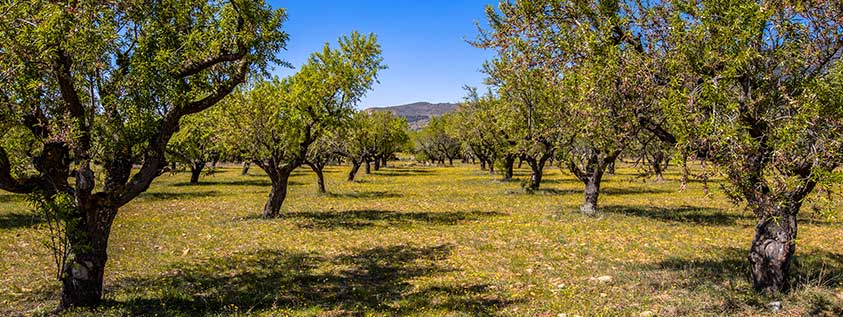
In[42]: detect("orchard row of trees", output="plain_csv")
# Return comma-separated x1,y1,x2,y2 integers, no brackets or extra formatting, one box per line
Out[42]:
436,0,843,296
0,0,411,308
0,0,841,311
166,32,408,218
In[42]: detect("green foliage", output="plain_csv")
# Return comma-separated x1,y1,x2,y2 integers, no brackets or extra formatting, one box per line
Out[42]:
338,111,408,165
168,111,223,170
452,87,509,165
218,32,384,169
662,0,843,216
414,115,461,164
27,192,76,280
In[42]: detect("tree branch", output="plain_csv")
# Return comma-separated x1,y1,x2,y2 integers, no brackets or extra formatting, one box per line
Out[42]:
0,147,37,193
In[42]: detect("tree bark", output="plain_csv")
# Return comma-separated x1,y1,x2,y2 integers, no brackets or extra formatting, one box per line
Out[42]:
365,161,371,174
373,158,380,171
488,160,495,175
480,160,487,171
381,156,388,168
502,155,515,181
607,161,615,175
262,169,292,218
310,163,326,194
748,197,807,294
527,157,547,190
241,162,250,175
580,175,602,216
651,151,665,182
60,205,117,309
189,162,205,184
448,157,453,166
568,153,616,217
347,162,361,181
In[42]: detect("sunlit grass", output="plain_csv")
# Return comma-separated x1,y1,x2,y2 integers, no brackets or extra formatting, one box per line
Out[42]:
0,161,841,316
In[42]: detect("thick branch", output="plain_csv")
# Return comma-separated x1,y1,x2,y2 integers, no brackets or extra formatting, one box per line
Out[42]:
0,147,37,193
115,59,251,207
173,49,246,78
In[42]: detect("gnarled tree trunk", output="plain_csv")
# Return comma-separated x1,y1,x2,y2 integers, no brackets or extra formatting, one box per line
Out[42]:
262,169,292,218
749,211,796,294
580,174,602,216
746,186,813,294
381,155,388,168
309,163,326,194
60,204,117,309
526,156,548,190
373,158,380,171
347,161,361,181
365,161,371,174
254,161,297,219
241,162,250,175
189,161,205,184
502,155,515,181
568,153,618,217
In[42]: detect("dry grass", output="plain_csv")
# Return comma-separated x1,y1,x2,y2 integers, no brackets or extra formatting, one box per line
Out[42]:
0,161,841,316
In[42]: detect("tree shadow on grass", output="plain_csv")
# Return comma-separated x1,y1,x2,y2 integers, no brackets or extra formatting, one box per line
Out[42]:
170,179,303,187
506,187,673,196
0,193,26,203
635,247,843,314
328,191,401,199
137,190,221,201
108,244,512,316
277,209,506,230
373,168,436,176
601,205,752,226
0,212,42,229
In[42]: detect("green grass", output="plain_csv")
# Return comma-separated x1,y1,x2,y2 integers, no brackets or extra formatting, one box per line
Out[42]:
1,162,842,316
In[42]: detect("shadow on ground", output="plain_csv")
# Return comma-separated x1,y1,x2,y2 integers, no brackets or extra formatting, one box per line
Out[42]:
373,168,437,176
0,193,26,203
636,247,843,314
601,205,752,226
328,191,402,199
277,209,506,230
138,190,222,201
507,187,673,196
170,179,303,187
0,212,42,229
107,244,511,316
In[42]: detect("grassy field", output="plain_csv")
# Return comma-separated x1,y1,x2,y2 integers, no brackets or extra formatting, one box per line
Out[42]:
0,161,841,316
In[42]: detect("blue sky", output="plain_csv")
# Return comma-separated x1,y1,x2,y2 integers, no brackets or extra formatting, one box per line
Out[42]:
267,0,497,109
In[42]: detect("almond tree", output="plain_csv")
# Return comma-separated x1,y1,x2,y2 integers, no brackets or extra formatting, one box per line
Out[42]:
453,88,509,174
167,113,222,184
476,0,666,211
663,0,843,294
415,115,461,166
0,0,286,308
218,32,383,218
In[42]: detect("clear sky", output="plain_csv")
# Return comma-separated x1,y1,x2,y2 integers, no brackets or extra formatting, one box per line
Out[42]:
267,0,497,109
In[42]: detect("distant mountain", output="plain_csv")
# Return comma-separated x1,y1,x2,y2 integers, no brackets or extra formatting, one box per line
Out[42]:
366,102,460,130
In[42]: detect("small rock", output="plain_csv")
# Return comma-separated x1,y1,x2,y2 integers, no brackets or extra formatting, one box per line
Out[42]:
768,301,782,311
556,283,566,289
526,268,533,273
557,314,567,317
639,311,655,317
589,275,613,283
